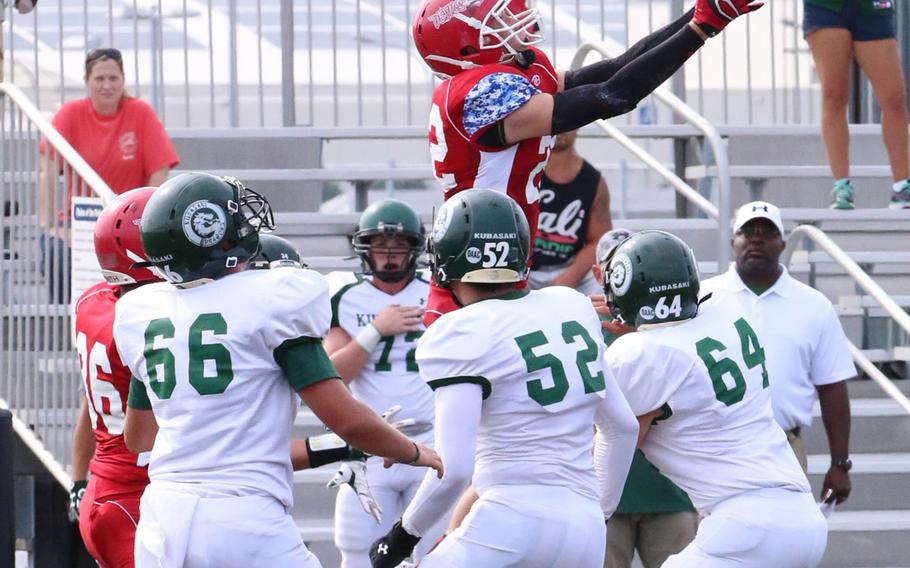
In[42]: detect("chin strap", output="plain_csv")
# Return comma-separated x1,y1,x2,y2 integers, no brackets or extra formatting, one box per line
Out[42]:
513,49,536,69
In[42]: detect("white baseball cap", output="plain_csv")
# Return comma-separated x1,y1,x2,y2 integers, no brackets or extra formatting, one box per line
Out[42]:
733,201,785,236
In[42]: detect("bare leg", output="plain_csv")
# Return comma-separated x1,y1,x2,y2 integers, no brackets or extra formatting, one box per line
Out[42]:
854,38,909,182
807,28,855,181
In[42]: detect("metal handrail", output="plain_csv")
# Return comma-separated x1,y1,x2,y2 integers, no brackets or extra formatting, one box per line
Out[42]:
784,224,910,416
591,119,719,220
0,83,117,204
0,399,71,490
1,83,119,491
570,41,732,268
847,343,910,417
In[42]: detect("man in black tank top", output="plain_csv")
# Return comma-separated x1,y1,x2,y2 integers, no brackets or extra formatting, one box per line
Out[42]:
529,129,612,295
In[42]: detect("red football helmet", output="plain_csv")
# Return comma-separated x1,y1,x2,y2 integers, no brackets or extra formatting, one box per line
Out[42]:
93,187,161,286
412,0,543,78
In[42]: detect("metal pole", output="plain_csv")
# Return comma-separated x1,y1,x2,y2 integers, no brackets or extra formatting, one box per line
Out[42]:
0,410,13,568
670,0,688,217
150,14,161,116
228,0,239,127
280,0,296,127
355,182,369,212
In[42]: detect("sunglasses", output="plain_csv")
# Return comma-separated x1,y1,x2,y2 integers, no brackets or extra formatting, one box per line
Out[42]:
85,48,123,64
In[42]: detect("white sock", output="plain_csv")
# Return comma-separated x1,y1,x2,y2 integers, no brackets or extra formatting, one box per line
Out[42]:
893,179,909,193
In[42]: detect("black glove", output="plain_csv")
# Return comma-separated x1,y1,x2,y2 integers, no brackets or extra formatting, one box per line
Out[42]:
68,480,87,523
369,519,421,568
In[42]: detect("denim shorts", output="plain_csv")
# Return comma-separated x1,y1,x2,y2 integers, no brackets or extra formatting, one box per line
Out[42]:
803,0,896,41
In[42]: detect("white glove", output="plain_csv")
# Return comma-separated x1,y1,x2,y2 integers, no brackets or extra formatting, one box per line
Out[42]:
328,460,382,525
381,405,431,437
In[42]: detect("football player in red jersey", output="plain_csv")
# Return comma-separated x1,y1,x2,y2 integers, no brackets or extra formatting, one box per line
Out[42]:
69,187,160,568
413,0,762,325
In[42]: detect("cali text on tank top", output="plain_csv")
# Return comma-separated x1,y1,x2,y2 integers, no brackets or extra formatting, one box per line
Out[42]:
532,160,601,269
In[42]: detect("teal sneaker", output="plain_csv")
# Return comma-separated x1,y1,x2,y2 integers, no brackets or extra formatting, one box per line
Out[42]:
830,179,855,210
889,179,910,210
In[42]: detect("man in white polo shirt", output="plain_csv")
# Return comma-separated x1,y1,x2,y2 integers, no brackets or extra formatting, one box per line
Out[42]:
701,200,855,506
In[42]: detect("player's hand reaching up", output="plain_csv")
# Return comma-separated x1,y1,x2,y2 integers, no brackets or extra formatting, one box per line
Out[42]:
371,304,424,336
693,0,763,37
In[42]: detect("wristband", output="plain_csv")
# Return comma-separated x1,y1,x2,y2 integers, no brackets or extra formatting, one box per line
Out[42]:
399,442,420,465
688,20,709,42
306,433,354,468
354,323,382,352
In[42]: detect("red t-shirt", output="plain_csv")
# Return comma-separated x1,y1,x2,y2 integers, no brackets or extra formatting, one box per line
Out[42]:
74,281,150,487
42,97,179,193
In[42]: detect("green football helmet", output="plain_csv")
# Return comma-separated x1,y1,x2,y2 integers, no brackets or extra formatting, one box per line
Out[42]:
604,230,700,327
140,172,275,286
428,188,530,286
249,233,304,269
352,198,425,282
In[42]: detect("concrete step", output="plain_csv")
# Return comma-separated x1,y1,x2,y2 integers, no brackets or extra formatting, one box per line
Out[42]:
721,125,896,167
808,453,910,512
298,520,340,568
822,511,910,568
845,379,910,399
803,405,910,455
292,467,338,521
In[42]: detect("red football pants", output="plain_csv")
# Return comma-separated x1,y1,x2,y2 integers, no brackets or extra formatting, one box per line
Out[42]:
79,475,146,568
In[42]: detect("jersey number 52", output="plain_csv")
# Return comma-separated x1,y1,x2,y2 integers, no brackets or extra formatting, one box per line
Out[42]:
515,321,605,407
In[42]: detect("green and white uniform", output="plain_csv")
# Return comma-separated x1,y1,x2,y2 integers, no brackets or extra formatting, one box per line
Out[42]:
327,271,442,567
329,272,434,443
403,287,639,568
606,294,827,567
115,267,336,568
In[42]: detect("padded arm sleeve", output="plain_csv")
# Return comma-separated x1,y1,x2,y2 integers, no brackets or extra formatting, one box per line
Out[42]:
401,382,483,537
551,24,704,135
593,371,639,518
563,7,694,90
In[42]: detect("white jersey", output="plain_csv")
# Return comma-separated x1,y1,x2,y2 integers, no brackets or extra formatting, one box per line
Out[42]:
328,272,434,442
114,268,332,508
417,287,610,501
605,294,810,514
701,265,856,430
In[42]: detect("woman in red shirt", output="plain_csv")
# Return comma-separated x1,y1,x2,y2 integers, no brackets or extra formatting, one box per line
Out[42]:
38,47,179,303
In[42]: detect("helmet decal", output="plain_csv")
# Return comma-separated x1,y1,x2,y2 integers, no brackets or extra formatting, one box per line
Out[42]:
639,306,656,321
431,204,452,242
465,246,482,264
429,0,483,28
182,200,227,247
610,253,633,296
